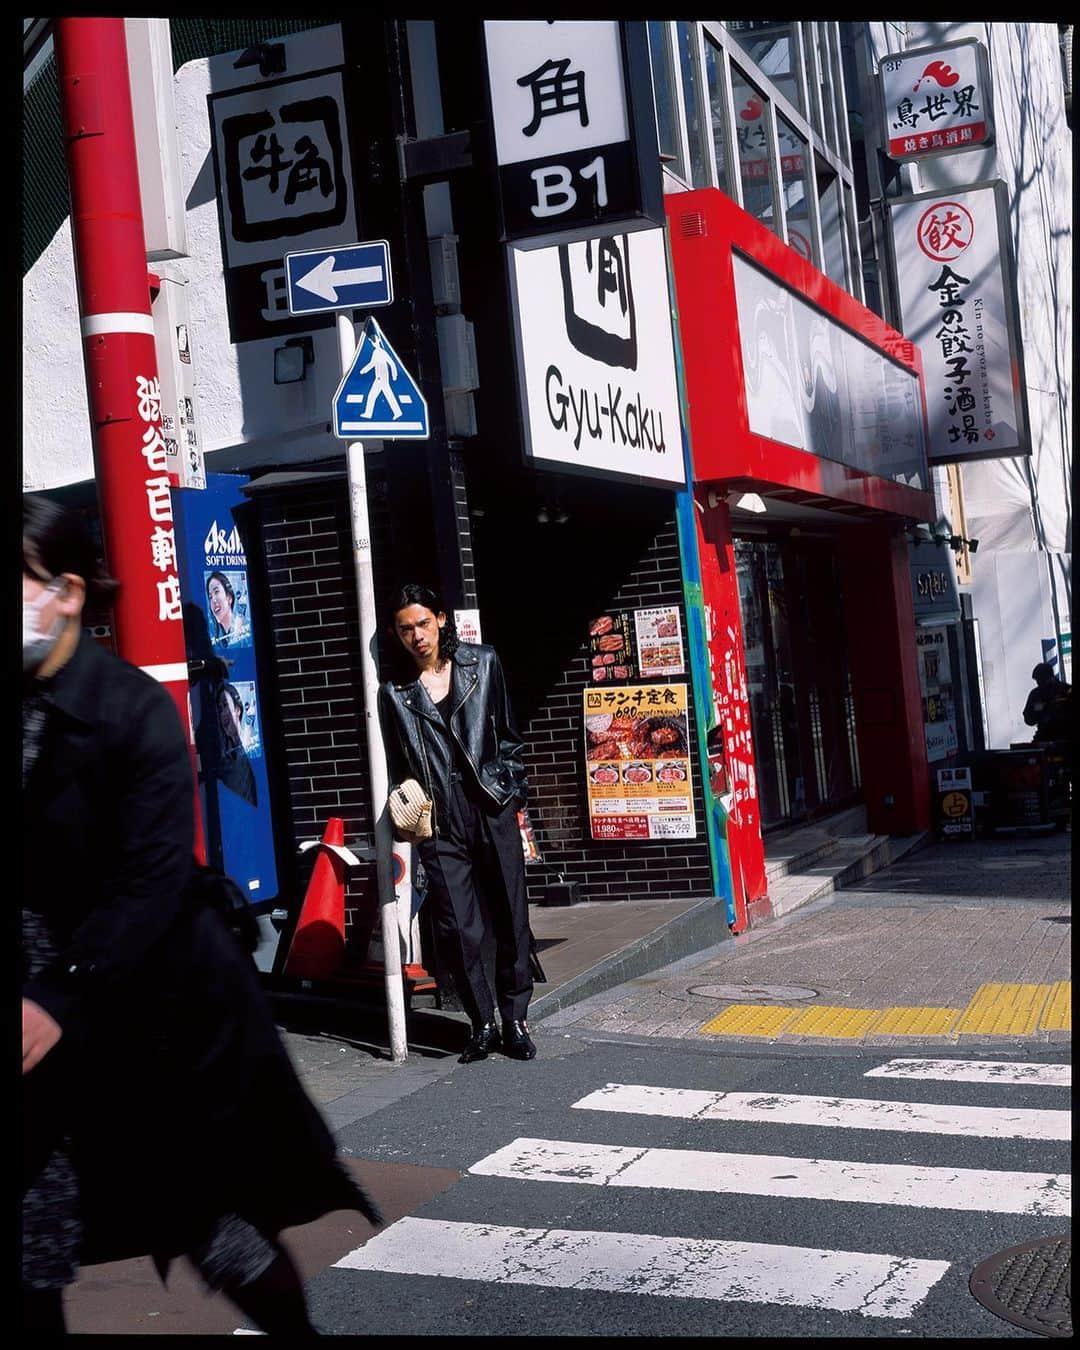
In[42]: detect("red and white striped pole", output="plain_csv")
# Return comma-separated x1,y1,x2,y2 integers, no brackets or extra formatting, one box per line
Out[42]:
54,17,204,857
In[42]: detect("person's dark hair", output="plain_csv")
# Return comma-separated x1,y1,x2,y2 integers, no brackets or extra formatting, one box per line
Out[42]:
221,683,244,716
207,570,235,605
1032,663,1054,683
386,583,460,661
23,495,119,603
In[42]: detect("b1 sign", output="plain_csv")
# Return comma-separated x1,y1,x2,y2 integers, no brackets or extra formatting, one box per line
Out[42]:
507,226,685,487
880,38,993,162
888,180,1029,465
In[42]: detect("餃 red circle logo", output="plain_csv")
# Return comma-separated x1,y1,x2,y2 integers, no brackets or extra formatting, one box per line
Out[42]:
916,202,975,262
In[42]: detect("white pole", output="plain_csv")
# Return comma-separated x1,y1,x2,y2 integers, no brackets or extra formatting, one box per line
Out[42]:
338,312,408,1064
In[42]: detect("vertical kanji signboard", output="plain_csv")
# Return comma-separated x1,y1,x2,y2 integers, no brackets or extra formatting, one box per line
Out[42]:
888,180,1029,465
879,38,993,162
483,20,662,244
207,28,360,343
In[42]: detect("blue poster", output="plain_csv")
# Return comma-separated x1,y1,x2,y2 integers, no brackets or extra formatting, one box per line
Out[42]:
173,474,279,904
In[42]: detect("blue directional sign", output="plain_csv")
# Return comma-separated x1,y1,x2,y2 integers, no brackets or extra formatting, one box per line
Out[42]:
333,316,429,440
285,240,393,316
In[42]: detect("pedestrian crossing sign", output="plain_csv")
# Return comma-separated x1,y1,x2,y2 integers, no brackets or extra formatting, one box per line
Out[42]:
332,316,429,440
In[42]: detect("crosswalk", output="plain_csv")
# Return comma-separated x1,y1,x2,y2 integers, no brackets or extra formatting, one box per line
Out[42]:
332,1055,1071,1328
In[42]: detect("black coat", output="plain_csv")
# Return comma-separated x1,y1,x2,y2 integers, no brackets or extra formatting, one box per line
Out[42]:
377,642,527,837
23,634,377,1268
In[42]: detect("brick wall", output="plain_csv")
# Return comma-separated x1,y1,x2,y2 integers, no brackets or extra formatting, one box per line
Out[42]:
468,480,715,905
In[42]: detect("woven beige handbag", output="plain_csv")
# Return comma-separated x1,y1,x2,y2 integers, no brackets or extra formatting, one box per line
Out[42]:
387,778,433,842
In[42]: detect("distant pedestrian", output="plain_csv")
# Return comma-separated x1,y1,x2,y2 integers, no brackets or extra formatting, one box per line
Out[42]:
1023,662,1071,743
22,495,380,1336
377,583,536,1063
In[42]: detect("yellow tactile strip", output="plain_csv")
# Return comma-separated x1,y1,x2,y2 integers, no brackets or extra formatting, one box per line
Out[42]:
698,983,1071,1040
1040,981,1072,1031
699,1005,801,1037
952,983,1053,1036
869,1006,961,1036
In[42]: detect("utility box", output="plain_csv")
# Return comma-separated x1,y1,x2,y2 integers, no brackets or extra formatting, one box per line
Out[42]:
150,269,206,490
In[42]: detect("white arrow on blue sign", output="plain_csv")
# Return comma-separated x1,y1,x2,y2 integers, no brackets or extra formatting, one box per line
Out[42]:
333,316,429,441
285,240,393,316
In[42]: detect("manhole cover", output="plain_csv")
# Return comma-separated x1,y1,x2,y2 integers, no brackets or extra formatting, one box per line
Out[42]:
969,1235,1071,1338
688,983,819,1002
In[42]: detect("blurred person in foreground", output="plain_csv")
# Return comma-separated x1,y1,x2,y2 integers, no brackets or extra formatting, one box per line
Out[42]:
22,495,380,1336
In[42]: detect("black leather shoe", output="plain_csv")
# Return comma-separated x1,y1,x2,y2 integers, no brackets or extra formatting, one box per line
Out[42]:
460,1020,500,1063
501,1020,537,1060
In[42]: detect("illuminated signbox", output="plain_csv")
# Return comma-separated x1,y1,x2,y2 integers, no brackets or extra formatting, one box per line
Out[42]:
879,38,993,162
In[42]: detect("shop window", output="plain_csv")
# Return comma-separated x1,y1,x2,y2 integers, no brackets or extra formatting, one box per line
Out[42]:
826,23,852,164
801,22,825,140
648,21,685,179
703,36,733,198
777,113,814,266
722,21,804,117
676,22,710,188
815,156,848,289
843,182,863,303
813,24,837,149
731,64,780,238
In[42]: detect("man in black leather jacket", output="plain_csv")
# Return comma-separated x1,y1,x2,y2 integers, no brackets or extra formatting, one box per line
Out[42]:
378,583,536,1063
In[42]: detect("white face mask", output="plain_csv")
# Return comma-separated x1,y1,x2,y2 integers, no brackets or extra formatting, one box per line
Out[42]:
23,579,64,673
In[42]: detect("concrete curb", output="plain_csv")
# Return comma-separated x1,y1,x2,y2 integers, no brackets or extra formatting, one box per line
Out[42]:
529,893,731,1024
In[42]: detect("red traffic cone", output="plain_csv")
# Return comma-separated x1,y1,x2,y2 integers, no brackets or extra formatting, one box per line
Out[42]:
284,817,347,980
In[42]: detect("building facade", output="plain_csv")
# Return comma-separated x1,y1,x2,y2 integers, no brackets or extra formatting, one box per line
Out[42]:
22,19,1071,968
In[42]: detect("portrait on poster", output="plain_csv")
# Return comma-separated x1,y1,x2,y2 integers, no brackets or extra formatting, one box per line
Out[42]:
205,568,252,649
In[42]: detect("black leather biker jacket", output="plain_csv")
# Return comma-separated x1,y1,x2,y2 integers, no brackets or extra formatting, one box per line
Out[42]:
376,643,527,838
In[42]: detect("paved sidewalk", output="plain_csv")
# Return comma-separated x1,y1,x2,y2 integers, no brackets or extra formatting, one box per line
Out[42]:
273,828,1070,1129
542,830,1071,1049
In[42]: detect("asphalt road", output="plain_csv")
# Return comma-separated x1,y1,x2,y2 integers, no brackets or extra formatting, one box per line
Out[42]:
310,1033,1070,1338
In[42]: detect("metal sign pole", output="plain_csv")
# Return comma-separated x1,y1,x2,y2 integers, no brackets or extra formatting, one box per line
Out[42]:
337,312,408,1064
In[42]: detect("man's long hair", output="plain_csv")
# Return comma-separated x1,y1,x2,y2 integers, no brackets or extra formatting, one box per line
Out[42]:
385,583,461,681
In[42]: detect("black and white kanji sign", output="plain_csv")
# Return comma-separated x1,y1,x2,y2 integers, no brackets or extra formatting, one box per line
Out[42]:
484,20,657,243
208,29,359,344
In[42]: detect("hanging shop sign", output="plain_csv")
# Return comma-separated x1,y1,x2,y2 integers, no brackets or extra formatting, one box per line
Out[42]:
173,474,279,902
588,611,637,682
888,180,1030,465
909,536,961,624
507,226,685,487
208,27,359,344
731,253,929,491
880,38,993,162
583,684,696,841
483,20,662,245
634,605,685,678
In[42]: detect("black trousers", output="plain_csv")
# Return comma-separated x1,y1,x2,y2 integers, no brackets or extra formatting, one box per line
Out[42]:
419,777,532,1026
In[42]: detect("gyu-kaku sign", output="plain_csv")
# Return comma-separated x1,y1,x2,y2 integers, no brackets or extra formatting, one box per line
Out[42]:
285,240,393,316
332,316,428,440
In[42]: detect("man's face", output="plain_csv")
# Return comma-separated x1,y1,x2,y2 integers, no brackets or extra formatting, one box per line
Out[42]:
394,604,445,663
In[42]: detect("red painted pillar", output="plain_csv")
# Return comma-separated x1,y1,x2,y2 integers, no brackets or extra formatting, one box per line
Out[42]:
54,18,203,857
695,493,768,928
838,523,930,835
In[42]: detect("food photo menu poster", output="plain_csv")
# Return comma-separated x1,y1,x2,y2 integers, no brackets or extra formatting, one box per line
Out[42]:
634,605,685,677
583,684,697,841
587,611,637,682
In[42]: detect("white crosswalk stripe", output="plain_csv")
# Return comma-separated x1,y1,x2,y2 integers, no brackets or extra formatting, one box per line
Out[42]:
335,1216,951,1319
570,1082,1071,1140
468,1136,1070,1216
864,1058,1071,1087
329,1056,1071,1326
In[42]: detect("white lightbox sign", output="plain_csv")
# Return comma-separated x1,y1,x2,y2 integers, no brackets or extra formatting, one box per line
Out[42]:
507,227,685,487
880,38,993,162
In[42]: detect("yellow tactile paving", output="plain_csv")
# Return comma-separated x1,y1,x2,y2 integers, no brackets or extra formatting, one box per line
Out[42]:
699,1005,801,1037
868,1007,962,1036
953,983,1053,1036
782,1006,883,1038
1039,981,1072,1031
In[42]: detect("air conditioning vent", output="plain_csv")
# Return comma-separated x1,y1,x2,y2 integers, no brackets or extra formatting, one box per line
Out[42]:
679,211,707,239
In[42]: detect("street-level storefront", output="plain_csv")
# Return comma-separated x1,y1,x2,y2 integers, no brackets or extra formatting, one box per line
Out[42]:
667,187,937,930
